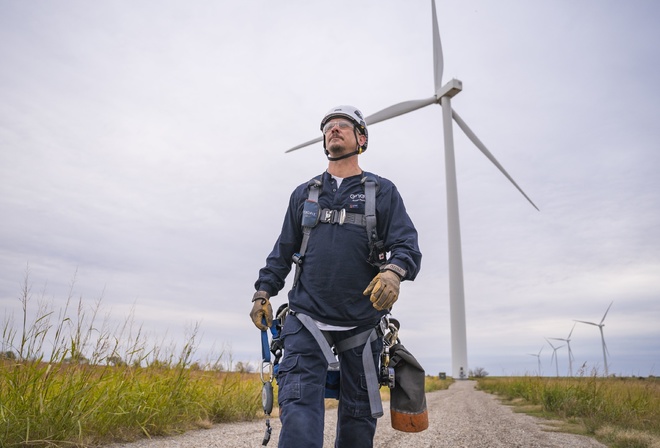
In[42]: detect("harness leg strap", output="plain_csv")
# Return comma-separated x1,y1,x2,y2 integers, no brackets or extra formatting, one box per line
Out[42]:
294,312,384,418
295,312,340,369
334,328,383,418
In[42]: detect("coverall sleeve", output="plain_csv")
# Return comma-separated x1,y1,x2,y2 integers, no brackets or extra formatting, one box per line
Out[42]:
254,190,303,296
377,181,422,281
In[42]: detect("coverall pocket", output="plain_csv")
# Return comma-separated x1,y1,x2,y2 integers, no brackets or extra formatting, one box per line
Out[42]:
281,312,304,339
277,354,301,404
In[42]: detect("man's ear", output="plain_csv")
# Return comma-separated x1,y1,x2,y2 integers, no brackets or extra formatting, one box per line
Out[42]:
358,134,367,146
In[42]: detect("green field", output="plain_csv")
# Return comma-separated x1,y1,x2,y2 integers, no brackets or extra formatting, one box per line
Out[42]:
3,280,656,447
476,375,660,448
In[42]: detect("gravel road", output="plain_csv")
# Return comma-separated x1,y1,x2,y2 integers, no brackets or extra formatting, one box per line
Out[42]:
105,380,607,448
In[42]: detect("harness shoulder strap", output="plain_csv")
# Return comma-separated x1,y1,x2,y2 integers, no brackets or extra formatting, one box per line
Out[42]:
308,176,321,202
361,174,378,247
361,174,386,267
292,175,323,286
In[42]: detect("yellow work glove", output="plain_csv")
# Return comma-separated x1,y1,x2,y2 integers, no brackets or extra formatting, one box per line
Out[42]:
249,291,273,331
363,269,401,311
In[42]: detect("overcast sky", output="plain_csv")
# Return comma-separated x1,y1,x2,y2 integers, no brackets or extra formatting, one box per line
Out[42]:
1,0,659,377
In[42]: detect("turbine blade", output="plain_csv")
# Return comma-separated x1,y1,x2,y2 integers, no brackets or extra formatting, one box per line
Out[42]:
285,136,323,153
451,108,540,211
364,97,437,126
286,95,435,153
574,320,599,327
568,323,576,339
431,0,444,93
601,301,614,324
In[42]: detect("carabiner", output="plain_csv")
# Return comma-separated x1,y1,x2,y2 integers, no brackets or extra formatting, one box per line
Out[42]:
260,359,273,384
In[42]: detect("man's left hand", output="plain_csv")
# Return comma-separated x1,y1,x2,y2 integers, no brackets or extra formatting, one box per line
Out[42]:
363,270,400,311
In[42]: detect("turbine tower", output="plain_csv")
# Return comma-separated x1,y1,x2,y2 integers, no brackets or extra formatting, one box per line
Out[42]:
575,301,614,376
545,338,564,377
527,346,543,376
549,323,576,377
285,0,538,379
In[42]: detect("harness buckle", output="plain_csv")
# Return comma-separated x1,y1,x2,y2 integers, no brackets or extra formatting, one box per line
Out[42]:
338,208,346,225
321,208,346,225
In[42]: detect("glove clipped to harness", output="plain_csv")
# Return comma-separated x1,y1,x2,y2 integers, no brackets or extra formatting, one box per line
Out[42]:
250,291,273,331
363,264,404,310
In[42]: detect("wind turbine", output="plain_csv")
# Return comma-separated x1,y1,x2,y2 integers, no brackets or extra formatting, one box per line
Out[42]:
527,346,543,376
285,0,539,379
545,338,564,377
549,323,576,377
575,301,614,376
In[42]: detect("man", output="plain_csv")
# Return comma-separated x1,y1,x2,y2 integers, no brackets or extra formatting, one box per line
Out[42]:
250,105,421,447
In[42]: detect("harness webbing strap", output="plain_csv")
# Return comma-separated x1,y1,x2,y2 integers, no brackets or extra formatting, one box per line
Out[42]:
334,328,383,418
363,177,378,249
295,311,383,418
295,312,340,369
308,179,321,202
292,179,322,287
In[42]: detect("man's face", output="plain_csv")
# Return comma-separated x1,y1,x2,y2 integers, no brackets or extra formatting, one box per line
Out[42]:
323,118,364,155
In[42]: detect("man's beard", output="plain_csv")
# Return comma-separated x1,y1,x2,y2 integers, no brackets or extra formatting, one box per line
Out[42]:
327,138,350,156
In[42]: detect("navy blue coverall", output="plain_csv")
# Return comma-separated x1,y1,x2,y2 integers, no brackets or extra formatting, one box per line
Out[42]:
255,170,421,447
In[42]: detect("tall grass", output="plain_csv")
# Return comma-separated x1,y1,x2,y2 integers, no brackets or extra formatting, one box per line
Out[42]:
425,375,454,392
477,375,660,448
0,271,261,447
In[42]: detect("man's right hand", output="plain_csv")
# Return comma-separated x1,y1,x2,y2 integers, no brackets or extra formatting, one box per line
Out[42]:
250,291,273,331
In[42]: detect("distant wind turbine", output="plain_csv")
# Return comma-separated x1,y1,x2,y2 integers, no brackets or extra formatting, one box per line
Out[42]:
545,338,564,377
549,323,576,377
575,301,614,376
285,0,539,380
527,346,543,376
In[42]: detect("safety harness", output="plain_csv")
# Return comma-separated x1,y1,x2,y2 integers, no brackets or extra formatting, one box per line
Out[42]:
291,172,390,416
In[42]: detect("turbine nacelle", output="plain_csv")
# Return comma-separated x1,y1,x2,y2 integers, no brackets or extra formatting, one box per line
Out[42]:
436,79,463,100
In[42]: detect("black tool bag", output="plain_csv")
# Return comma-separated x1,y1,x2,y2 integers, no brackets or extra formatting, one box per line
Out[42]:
388,342,429,432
